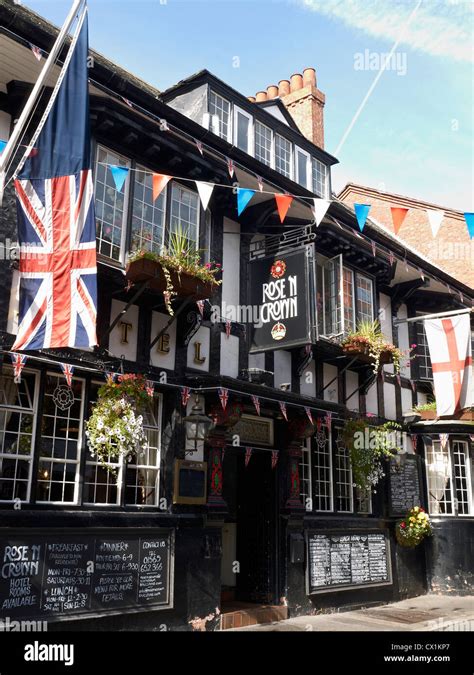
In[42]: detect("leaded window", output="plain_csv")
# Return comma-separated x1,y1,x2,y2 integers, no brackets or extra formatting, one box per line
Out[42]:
94,145,129,260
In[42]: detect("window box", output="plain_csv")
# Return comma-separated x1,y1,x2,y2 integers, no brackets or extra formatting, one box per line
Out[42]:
126,257,218,300
342,338,394,366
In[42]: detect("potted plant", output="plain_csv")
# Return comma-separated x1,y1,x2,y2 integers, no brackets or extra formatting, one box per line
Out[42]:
126,225,222,313
341,418,401,491
85,374,151,470
396,506,432,548
413,401,437,420
341,320,407,374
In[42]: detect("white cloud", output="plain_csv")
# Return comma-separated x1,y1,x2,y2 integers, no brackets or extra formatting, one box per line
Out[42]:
298,0,474,62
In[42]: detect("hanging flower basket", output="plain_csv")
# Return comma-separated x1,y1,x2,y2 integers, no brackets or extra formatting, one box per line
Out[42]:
126,257,218,301
340,320,411,375
85,374,152,470
396,506,432,548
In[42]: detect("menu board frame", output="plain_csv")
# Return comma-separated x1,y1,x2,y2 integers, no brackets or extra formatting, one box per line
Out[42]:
305,530,392,595
388,454,424,516
0,527,175,622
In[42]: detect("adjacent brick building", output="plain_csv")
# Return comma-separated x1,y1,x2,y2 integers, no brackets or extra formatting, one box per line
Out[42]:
338,183,473,288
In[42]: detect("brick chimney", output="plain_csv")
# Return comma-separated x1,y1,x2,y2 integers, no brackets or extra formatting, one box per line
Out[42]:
253,67,325,149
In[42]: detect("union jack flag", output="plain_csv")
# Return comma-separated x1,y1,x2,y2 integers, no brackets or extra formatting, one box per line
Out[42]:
218,387,229,410
12,9,97,351
251,394,260,416
60,363,74,387
29,43,42,61
245,447,252,468
181,386,191,407
304,406,313,425
279,401,288,421
146,380,155,397
10,353,27,383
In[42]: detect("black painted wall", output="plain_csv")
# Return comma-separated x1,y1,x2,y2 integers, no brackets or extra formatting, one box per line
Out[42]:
425,519,474,595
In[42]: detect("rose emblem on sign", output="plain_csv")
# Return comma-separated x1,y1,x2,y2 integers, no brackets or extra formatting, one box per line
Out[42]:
271,322,286,341
270,260,286,279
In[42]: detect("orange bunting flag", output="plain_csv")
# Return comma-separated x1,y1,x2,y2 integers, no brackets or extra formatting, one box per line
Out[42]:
275,194,293,223
390,207,409,235
152,174,172,202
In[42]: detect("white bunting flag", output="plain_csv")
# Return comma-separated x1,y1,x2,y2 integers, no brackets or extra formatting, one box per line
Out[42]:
312,198,331,227
426,209,444,238
424,313,473,416
196,182,214,211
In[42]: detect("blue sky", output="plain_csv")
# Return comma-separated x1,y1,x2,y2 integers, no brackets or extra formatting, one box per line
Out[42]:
23,0,473,211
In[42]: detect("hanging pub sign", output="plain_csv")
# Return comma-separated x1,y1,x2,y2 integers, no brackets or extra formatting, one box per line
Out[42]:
249,246,316,352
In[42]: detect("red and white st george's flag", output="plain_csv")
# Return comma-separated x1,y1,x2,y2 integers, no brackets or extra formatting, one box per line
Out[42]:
424,314,473,416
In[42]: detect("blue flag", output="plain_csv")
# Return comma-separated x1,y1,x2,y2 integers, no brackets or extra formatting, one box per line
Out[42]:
13,8,97,350
464,212,474,239
109,165,129,192
354,203,371,232
237,188,255,216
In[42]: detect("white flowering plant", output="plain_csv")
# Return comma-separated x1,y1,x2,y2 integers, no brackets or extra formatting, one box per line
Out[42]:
85,374,151,470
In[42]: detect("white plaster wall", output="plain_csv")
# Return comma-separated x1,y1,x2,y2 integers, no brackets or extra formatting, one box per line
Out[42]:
274,351,292,390
365,382,378,416
397,303,411,378
401,387,414,416
220,333,240,378
109,300,138,361
323,363,338,403
300,360,316,397
150,311,176,370
248,352,265,370
417,392,428,406
221,219,240,318
187,326,210,372
383,382,397,420
346,370,359,412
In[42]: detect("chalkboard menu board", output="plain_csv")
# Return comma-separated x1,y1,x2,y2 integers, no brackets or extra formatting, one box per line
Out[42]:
307,531,391,594
0,529,174,621
388,455,422,515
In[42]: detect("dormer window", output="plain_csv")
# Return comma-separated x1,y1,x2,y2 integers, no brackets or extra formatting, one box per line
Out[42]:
312,157,328,198
209,90,231,141
295,146,311,189
255,120,272,166
275,134,292,178
234,106,253,154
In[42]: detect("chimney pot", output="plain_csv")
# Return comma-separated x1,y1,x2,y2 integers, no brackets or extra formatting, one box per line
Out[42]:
278,79,290,97
290,73,303,93
266,85,279,100
248,96,256,103
303,67,316,88
256,90,268,102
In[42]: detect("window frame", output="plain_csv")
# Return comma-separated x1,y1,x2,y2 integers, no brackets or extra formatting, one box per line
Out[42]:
355,273,374,327
254,119,274,168
209,89,232,143
312,157,329,199
425,438,473,516
0,367,39,504
167,181,201,252
295,145,311,189
36,373,85,506
233,105,254,156
274,133,293,179
94,144,131,264
129,162,168,254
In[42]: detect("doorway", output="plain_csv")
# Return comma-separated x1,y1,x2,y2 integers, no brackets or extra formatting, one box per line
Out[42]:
235,450,279,604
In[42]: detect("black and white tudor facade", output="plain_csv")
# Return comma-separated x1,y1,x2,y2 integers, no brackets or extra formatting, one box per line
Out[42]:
0,3,472,630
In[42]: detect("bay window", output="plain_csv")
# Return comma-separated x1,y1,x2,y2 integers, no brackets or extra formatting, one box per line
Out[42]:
316,254,375,339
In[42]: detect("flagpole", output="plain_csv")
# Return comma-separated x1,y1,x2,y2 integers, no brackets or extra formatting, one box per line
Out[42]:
0,0,85,204
393,308,473,325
